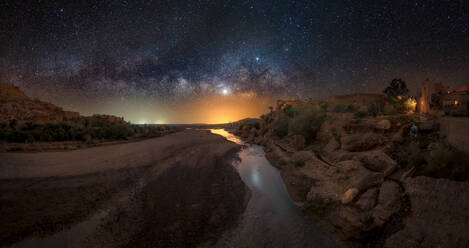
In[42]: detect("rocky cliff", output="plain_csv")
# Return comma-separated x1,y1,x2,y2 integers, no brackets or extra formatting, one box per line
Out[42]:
228,105,469,248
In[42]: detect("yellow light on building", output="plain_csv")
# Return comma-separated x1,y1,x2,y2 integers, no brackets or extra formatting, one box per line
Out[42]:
454,100,459,105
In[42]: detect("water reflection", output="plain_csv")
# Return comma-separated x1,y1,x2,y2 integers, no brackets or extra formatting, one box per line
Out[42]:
209,129,344,247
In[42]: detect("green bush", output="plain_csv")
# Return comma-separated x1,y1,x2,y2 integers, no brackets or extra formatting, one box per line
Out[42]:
272,114,289,137
289,110,325,144
333,104,347,113
354,110,368,119
345,104,359,112
367,103,382,117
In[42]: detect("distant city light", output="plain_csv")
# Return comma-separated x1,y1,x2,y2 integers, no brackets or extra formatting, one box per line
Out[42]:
222,88,229,95
255,57,260,61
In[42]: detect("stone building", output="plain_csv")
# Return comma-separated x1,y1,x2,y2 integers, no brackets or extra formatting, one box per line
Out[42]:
442,85,469,117
418,80,449,115
419,80,469,117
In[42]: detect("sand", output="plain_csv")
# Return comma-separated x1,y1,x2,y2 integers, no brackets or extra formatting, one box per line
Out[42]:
0,129,250,247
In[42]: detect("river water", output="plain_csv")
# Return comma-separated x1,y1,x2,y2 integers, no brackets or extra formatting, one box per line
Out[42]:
209,129,345,248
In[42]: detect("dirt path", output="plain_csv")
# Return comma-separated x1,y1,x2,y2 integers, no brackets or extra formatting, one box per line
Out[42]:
0,129,250,247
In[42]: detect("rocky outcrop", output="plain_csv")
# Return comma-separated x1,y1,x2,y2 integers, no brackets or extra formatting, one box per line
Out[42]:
341,133,387,152
230,107,469,247
354,150,398,176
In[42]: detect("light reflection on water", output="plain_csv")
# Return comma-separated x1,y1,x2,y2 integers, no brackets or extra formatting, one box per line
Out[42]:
209,129,344,247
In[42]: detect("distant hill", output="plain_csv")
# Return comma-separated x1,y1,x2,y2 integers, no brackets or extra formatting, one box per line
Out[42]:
0,82,123,125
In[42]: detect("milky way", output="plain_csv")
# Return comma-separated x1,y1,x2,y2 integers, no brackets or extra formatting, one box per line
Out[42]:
1,1,469,122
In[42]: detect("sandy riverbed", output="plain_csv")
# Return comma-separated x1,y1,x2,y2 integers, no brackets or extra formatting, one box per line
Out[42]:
0,129,250,247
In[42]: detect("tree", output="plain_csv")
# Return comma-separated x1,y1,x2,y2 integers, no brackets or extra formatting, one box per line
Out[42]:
384,78,410,112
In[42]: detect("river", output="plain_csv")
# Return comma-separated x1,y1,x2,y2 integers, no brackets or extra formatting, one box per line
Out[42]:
208,129,344,248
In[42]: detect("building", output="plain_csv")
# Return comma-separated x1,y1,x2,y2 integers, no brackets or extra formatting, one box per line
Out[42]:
442,85,469,117
419,80,469,117
276,99,304,110
419,80,449,115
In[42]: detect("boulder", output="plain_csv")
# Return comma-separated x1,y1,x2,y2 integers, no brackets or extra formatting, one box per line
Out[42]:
341,188,359,204
355,173,384,192
292,151,314,164
292,134,305,150
376,119,391,130
372,180,401,226
341,133,387,152
323,137,340,153
355,150,397,176
329,206,373,239
355,187,378,211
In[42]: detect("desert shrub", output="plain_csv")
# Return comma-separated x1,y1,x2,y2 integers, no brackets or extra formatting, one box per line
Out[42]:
354,109,368,119
383,104,397,115
393,141,469,181
333,104,347,113
345,104,359,113
320,103,329,112
367,103,382,117
272,114,290,137
288,104,325,144
284,104,301,118
289,112,325,144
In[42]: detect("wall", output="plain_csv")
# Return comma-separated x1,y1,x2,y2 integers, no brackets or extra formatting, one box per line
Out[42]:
440,117,469,154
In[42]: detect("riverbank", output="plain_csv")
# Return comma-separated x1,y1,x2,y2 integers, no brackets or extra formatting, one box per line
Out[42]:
226,109,469,248
0,129,250,247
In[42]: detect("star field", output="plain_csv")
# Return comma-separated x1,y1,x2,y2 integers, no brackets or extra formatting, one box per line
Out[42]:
1,0,469,122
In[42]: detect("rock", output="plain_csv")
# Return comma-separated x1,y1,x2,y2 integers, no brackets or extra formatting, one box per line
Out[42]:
341,188,359,204
391,125,407,143
376,119,391,130
355,187,378,211
292,134,305,150
385,177,469,248
372,181,401,226
292,151,314,164
341,133,387,152
329,206,372,239
401,167,415,180
355,173,384,192
355,150,397,176
323,137,340,153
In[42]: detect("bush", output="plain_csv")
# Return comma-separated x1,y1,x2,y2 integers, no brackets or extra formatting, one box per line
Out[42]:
393,141,469,181
272,114,289,137
333,104,347,113
289,110,325,144
320,103,329,112
367,103,382,117
354,110,368,119
345,104,359,113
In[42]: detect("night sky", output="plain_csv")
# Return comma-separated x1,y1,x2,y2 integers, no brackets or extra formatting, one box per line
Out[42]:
1,0,469,123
